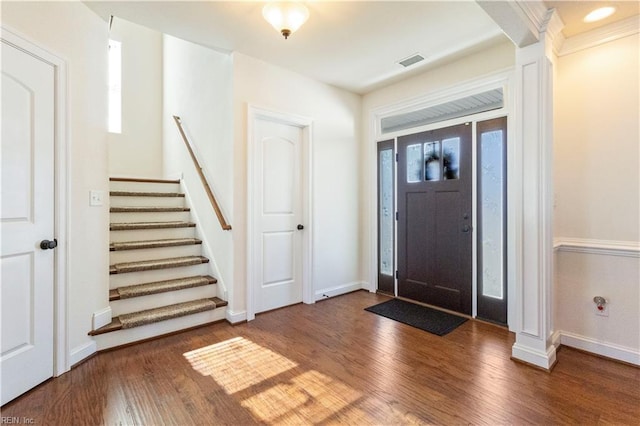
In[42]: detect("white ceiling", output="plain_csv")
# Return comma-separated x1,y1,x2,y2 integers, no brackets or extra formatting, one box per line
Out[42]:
85,1,639,95
86,1,507,94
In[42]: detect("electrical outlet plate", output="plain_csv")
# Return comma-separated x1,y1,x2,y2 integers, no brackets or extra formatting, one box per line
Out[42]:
90,190,104,206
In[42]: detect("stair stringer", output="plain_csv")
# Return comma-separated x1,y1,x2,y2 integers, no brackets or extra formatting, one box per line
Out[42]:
179,179,230,302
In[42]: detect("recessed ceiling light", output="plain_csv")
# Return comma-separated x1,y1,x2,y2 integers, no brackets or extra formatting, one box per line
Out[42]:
583,6,616,23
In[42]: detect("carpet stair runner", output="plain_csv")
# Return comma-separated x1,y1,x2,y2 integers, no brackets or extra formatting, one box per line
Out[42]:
110,238,202,251
110,206,191,213
89,298,227,336
110,190,185,198
109,255,209,275
90,177,227,348
109,275,217,301
110,221,196,231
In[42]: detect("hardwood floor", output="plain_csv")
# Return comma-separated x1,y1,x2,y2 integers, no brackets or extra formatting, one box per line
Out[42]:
3,291,639,425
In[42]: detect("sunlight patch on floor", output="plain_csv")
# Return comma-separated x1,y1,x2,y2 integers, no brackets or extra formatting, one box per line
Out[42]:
326,395,427,425
240,369,362,424
183,337,297,394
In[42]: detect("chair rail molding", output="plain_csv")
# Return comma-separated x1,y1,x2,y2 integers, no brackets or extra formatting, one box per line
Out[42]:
554,238,640,258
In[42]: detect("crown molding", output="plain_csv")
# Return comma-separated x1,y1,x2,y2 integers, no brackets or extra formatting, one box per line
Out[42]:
560,15,640,56
542,8,566,55
516,0,550,34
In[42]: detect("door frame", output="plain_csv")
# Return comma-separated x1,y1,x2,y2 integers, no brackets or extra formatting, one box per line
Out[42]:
246,105,313,321
2,26,69,375
369,70,515,328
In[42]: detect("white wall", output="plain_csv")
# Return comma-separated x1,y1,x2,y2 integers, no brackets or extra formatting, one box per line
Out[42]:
2,2,110,364
162,35,234,301
108,18,163,178
360,40,515,285
554,33,640,362
232,52,362,316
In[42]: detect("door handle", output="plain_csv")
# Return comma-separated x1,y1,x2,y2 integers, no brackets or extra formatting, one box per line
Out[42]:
297,224,304,230
462,225,472,233
40,239,58,250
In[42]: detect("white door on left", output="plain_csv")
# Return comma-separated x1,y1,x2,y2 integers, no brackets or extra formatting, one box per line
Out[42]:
1,40,55,405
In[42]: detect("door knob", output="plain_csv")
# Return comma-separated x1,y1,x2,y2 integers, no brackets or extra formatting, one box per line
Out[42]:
297,224,304,230
40,239,58,250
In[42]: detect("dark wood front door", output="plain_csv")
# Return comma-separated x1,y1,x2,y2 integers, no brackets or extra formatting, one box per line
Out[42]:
397,123,472,314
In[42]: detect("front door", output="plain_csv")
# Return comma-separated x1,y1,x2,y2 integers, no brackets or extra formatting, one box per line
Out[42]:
1,40,56,405
397,123,472,314
253,118,304,314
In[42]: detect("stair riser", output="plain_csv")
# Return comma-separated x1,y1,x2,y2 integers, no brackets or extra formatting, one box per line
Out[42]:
94,308,226,351
109,263,210,289
109,181,181,193
111,285,217,316
110,195,185,208
110,244,203,264
110,211,191,222
109,227,196,242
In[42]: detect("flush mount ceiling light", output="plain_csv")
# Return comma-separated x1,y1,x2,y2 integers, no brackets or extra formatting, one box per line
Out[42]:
583,6,616,23
262,2,309,39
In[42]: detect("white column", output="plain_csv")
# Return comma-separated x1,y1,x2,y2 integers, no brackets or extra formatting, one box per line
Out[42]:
511,29,558,370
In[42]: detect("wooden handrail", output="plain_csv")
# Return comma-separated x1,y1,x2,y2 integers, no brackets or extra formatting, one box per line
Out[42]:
173,115,232,231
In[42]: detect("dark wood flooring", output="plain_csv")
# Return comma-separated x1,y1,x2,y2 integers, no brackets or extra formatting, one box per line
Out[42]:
2,291,639,425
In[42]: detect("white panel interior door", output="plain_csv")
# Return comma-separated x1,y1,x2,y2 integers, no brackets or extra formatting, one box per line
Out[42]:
254,119,303,313
1,41,55,405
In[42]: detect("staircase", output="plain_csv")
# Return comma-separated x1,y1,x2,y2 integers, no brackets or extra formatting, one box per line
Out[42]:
90,177,227,350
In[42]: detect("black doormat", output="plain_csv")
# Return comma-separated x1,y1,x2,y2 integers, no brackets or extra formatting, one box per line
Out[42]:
365,298,467,336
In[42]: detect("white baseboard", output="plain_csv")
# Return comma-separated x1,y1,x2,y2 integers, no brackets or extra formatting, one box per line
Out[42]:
512,342,557,370
314,281,365,302
559,331,640,366
226,309,247,324
70,341,96,367
551,330,562,350
92,306,112,330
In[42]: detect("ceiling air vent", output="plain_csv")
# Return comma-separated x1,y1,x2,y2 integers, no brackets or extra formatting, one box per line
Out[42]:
398,54,425,68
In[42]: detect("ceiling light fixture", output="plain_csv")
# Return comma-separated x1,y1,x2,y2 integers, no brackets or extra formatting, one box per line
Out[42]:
583,6,616,23
262,2,309,40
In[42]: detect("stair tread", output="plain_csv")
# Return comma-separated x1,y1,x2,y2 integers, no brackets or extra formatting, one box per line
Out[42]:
110,221,196,231
109,256,209,275
109,238,201,251
110,275,217,300
110,238,202,251
110,207,191,213
110,177,180,184
89,297,227,335
110,191,185,197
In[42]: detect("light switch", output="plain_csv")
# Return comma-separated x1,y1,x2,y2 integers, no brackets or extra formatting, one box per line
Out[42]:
90,190,104,206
